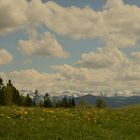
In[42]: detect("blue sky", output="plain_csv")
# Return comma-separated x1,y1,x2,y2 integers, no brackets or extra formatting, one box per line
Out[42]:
0,0,140,94
0,0,140,73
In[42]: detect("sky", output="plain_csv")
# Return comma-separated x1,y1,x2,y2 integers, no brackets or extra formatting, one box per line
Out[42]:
0,0,140,95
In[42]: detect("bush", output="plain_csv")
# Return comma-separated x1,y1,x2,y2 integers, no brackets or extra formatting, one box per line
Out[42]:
96,98,107,108
24,94,32,107
44,98,52,107
77,100,91,108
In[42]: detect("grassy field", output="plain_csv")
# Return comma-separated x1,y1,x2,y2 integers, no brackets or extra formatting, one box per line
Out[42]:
0,105,140,140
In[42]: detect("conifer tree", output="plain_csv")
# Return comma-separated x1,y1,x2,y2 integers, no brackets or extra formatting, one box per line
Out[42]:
24,94,32,107
3,80,14,105
44,93,52,107
0,77,4,105
0,77,3,88
61,97,69,108
44,98,52,107
33,90,39,106
71,98,76,107
12,87,21,106
0,86,5,105
96,98,107,108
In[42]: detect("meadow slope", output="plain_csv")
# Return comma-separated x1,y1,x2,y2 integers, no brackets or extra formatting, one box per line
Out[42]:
0,105,140,140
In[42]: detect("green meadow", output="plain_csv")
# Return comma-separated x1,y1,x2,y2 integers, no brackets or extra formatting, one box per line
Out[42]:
0,105,140,140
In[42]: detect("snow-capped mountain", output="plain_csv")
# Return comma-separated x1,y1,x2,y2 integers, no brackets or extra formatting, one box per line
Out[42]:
48,89,140,97
19,89,140,108
19,88,140,97
19,90,35,98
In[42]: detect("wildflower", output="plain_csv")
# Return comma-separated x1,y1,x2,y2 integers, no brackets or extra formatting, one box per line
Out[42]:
24,111,28,115
0,114,4,117
40,118,45,121
15,109,28,118
7,117,11,119
98,124,102,127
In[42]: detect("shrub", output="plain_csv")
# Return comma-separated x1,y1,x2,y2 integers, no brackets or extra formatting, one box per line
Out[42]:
95,98,107,108
44,98,52,107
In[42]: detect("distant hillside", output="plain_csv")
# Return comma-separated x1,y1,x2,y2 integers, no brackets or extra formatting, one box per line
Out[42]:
75,94,140,108
19,90,140,107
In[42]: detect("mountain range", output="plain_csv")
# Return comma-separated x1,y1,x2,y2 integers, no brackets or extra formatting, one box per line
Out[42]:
19,89,140,108
75,94,140,108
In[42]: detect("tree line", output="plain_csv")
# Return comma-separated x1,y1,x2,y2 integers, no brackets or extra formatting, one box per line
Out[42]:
0,78,76,108
0,77,107,108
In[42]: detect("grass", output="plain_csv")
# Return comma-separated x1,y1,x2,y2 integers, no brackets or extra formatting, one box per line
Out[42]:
0,105,140,140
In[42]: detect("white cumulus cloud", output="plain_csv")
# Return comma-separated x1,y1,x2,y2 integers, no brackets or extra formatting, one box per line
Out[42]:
19,31,69,58
0,0,27,35
76,46,129,69
0,48,13,65
42,0,140,48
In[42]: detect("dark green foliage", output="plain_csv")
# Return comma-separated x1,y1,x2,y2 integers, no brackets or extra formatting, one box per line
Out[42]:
8,79,12,86
3,82,14,105
34,90,38,96
0,79,22,106
78,100,90,107
45,93,49,98
44,93,52,107
53,100,62,108
44,98,52,107
59,97,76,108
32,90,38,106
0,77,3,88
0,79,76,108
20,95,27,106
24,94,32,107
0,79,24,106
71,98,76,107
61,97,69,108
12,88,21,106
0,87,5,105
0,78,4,105
96,98,107,108
68,98,76,107
44,93,49,100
